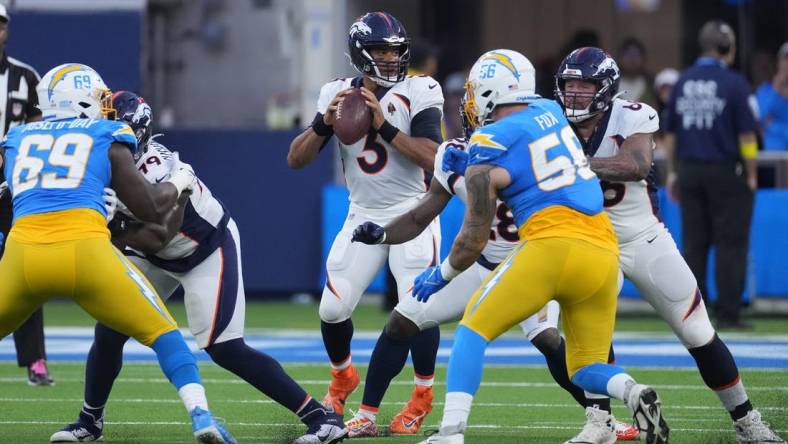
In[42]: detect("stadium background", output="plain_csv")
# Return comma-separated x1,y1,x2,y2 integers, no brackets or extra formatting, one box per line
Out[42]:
0,1,786,443
6,0,785,304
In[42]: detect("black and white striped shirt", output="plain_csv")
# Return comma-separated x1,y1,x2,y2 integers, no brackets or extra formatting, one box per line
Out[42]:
0,53,41,235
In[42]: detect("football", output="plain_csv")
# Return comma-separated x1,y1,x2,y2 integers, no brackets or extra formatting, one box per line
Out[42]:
333,88,371,145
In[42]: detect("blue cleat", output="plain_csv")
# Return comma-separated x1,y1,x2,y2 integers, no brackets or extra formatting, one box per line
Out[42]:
190,407,237,444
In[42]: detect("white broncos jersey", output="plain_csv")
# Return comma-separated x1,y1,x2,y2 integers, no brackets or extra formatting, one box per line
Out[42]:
317,75,444,210
120,139,229,270
433,139,518,264
587,98,661,244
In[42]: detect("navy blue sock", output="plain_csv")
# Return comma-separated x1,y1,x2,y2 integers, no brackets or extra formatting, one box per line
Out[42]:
688,334,740,390
84,323,130,416
321,319,354,364
206,338,309,414
410,326,440,378
361,329,410,409
540,337,588,408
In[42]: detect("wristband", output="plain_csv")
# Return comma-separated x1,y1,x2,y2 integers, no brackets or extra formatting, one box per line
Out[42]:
440,259,461,281
378,120,400,143
311,114,334,137
740,141,758,160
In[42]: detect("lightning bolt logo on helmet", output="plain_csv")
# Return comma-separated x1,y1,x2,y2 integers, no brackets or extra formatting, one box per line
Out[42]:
463,49,539,130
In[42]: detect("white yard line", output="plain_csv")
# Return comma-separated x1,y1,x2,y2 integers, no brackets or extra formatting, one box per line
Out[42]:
0,397,785,412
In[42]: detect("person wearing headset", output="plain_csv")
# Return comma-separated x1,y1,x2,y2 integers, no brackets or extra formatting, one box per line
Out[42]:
662,20,760,331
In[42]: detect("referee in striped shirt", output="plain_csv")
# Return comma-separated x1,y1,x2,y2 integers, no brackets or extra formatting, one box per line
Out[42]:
0,4,53,385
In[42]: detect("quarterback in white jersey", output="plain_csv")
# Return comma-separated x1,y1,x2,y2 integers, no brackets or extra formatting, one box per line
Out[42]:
551,47,784,444
287,11,445,420
52,92,347,444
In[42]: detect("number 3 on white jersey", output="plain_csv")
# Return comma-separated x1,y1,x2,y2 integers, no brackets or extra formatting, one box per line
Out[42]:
529,125,594,192
12,133,93,194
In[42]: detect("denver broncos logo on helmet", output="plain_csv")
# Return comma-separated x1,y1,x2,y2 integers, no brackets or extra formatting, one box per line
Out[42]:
349,20,372,37
481,51,521,80
594,56,620,79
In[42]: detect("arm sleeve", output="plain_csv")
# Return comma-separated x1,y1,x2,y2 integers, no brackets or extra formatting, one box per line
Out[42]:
411,107,442,144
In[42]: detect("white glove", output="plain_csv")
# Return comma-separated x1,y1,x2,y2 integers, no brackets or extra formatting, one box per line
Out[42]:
166,151,196,195
103,187,118,221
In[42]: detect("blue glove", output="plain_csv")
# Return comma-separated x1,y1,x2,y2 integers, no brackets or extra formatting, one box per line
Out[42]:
442,146,470,176
412,265,450,302
351,221,385,244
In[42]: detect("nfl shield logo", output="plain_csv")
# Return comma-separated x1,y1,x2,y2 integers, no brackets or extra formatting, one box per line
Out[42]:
12,102,22,117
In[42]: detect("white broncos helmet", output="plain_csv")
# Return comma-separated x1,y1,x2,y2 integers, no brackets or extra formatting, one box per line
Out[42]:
37,63,114,120
463,49,539,129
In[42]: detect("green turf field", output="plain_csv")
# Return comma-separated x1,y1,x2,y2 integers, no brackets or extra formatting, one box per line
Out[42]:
0,362,786,443
1,301,786,443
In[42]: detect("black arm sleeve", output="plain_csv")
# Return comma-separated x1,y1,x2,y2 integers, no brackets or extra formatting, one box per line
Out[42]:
410,107,443,144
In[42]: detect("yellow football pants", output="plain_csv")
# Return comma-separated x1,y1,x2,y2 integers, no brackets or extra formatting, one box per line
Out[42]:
0,236,177,346
461,237,619,378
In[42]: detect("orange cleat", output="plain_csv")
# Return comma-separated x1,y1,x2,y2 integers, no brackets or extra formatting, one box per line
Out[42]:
389,385,433,434
615,420,641,441
321,365,360,416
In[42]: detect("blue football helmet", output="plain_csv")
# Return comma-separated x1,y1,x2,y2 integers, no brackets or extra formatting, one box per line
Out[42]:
554,47,621,122
347,12,410,87
111,90,153,148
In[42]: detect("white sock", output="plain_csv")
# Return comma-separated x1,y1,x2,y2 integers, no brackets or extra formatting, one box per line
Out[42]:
179,383,209,413
606,373,636,403
415,374,434,387
440,392,473,434
330,355,352,370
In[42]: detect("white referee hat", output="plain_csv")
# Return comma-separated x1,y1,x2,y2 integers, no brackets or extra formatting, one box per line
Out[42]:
0,4,9,23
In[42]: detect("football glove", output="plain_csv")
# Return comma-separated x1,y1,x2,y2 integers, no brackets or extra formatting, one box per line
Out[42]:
442,146,469,176
103,187,119,222
166,152,196,195
412,265,450,303
351,221,386,244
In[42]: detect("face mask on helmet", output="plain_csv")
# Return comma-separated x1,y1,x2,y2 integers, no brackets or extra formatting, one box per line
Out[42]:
347,12,410,87
554,47,621,123
37,63,115,120
459,95,476,140
112,90,153,151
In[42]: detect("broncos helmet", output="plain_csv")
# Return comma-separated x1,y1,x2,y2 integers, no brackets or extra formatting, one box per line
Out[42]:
112,91,153,150
347,12,410,87
555,47,621,123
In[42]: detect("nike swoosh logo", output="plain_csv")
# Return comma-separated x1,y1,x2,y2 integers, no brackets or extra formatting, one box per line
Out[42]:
154,175,167,183
403,413,427,429
648,114,656,120
647,235,658,243
428,84,437,89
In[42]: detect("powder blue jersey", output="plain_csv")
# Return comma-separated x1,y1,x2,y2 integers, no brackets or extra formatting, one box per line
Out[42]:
467,99,603,227
2,118,137,219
